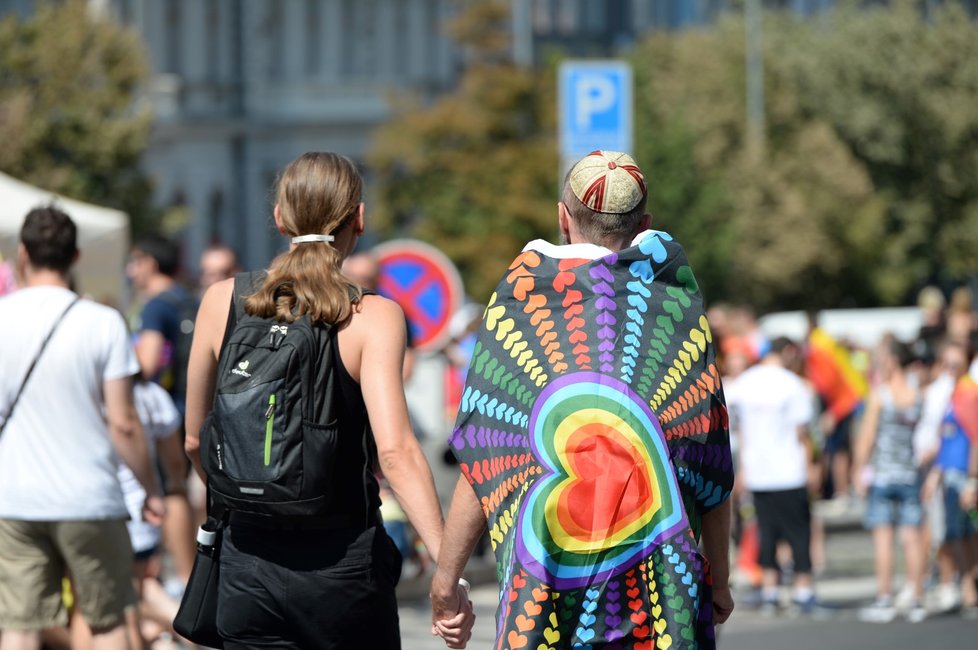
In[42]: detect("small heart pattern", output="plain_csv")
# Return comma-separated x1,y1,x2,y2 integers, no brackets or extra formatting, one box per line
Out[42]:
448,230,732,649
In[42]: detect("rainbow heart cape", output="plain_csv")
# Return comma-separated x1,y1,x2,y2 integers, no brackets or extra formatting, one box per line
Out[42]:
449,230,733,650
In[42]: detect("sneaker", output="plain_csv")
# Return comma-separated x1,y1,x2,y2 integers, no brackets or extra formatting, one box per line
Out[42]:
792,594,818,616
905,601,928,623
934,583,962,613
760,598,780,617
859,596,897,623
894,584,916,612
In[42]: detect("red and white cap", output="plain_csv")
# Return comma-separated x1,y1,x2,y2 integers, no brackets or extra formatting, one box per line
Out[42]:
568,150,647,214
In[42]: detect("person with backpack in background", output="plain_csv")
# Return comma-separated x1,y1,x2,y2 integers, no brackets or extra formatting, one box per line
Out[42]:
126,234,199,594
184,152,473,649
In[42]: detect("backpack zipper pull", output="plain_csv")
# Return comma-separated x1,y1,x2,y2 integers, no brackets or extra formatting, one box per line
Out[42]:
264,393,276,466
269,324,289,348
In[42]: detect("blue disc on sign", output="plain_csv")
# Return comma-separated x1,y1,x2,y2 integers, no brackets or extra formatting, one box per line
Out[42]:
374,240,463,352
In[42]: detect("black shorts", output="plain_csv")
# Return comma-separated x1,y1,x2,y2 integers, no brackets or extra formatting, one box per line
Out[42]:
752,487,812,573
217,524,402,649
823,411,854,456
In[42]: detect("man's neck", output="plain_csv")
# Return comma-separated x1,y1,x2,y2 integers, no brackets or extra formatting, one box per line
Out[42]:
23,268,71,290
145,274,176,297
759,354,782,367
566,230,645,253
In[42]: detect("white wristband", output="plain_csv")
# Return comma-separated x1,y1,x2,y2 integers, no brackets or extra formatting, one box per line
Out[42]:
458,578,471,594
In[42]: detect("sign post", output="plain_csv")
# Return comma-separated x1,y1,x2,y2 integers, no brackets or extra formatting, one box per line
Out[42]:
558,60,633,176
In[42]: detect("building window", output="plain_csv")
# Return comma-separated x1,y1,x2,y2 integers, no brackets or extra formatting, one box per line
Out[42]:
533,0,554,33
556,0,578,34
339,0,377,79
263,0,284,80
205,0,220,81
208,188,224,241
306,0,322,76
165,0,183,75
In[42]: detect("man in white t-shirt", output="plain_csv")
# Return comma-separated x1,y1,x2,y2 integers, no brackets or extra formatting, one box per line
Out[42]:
725,337,816,614
0,206,165,650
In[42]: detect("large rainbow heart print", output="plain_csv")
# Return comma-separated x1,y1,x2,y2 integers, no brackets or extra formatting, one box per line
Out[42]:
515,371,688,589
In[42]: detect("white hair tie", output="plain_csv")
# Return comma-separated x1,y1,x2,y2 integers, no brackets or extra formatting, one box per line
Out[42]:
291,234,335,244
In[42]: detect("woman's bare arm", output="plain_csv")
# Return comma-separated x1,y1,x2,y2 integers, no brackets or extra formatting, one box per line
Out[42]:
184,278,234,480
356,296,445,561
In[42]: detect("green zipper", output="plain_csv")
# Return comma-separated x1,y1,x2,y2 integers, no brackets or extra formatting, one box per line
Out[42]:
264,393,276,466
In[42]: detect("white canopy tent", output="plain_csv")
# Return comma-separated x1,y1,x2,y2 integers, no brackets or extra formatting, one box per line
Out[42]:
0,172,129,306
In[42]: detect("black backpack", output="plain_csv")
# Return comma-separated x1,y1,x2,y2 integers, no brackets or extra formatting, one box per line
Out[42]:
200,273,363,519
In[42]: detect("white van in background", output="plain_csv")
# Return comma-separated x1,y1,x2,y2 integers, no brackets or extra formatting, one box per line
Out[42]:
758,307,923,349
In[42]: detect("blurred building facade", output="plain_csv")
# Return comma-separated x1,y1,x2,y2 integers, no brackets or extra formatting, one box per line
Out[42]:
2,0,976,272
104,0,462,270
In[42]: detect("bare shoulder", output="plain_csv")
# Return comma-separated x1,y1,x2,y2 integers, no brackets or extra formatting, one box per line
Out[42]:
196,278,235,349
200,278,234,316
352,293,404,325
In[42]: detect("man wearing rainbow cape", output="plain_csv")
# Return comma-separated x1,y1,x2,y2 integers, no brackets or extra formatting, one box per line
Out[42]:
431,151,734,650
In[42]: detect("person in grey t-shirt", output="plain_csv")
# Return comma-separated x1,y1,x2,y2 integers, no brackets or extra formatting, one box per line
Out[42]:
853,339,926,622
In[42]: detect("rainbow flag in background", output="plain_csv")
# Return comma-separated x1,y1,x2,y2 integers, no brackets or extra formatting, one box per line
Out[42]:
952,375,978,444
806,327,868,421
449,230,733,650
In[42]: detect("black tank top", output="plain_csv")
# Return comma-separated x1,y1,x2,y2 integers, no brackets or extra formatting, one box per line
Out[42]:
224,272,381,528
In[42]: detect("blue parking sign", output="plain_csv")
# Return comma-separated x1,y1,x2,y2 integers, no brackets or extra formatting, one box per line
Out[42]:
559,61,633,158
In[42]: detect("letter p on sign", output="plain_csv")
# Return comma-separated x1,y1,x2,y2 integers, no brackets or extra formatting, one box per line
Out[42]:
575,76,616,129
559,61,632,161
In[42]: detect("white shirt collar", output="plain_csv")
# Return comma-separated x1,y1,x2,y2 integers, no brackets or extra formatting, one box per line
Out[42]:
521,229,658,260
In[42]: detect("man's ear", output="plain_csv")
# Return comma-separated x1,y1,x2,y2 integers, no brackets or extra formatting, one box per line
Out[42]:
558,202,572,240
16,243,28,275
638,212,652,233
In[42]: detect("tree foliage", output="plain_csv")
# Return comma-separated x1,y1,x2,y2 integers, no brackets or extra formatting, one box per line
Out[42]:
370,1,978,310
631,16,888,310
770,1,978,302
368,0,558,301
0,0,153,227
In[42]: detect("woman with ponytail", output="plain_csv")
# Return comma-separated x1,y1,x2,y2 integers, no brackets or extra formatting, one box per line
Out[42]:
184,152,473,648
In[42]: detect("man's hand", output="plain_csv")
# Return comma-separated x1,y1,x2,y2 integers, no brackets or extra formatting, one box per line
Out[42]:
142,494,166,527
431,572,475,649
713,584,735,624
960,478,977,512
819,412,836,437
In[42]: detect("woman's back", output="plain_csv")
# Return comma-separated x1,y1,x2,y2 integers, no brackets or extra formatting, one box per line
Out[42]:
870,383,921,486
183,152,446,650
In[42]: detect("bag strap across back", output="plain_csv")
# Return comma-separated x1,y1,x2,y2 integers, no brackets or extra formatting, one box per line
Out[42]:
0,296,80,438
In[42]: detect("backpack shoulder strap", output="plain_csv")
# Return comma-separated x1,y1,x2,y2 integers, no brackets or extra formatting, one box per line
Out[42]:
220,271,267,352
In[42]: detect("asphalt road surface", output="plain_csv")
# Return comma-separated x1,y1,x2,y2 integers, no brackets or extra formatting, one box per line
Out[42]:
396,518,978,650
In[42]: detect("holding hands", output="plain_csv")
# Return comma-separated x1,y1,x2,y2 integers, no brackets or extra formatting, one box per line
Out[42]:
430,573,476,649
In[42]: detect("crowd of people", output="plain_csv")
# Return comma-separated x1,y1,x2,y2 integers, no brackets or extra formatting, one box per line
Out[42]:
0,147,975,650
711,297,978,622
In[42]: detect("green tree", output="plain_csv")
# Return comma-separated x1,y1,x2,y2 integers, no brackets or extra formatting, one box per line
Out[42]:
771,1,978,302
0,0,154,229
631,18,886,311
369,0,558,301
372,1,978,311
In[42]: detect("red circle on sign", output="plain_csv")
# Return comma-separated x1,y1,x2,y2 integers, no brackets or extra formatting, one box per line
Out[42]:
373,240,463,352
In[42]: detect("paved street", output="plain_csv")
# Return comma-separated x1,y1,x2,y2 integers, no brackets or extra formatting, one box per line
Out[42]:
400,393,978,649
396,504,978,650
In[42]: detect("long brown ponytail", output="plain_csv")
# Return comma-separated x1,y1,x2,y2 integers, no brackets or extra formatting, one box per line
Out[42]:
245,152,363,324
